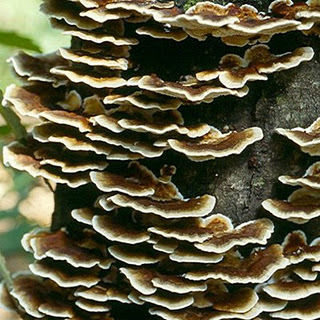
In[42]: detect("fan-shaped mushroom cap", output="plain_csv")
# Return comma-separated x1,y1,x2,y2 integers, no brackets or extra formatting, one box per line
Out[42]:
185,245,289,283
195,218,274,253
99,193,216,218
51,17,138,46
86,129,165,158
8,51,68,86
196,46,314,88
140,290,194,310
149,214,233,244
263,278,320,300
9,273,74,318
59,47,129,70
276,117,320,155
91,105,210,137
262,188,320,223
80,7,132,23
32,122,143,160
169,245,223,264
104,91,183,111
282,230,320,264
108,244,164,265
50,67,127,89
161,127,263,161
279,161,320,189
75,298,111,312
90,161,182,199
271,293,320,320
29,260,100,288
41,0,102,30
75,284,131,303
120,267,156,295
137,75,249,102
92,214,150,244
152,274,207,294
136,25,188,41
149,298,284,320
3,141,91,188
194,287,259,313
21,229,109,268
4,85,92,132
71,207,95,225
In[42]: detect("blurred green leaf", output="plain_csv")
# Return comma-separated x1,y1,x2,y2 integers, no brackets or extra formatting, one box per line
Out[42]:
0,90,27,140
0,249,12,289
0,220,32,255
0,30,41,52
0,125,11,136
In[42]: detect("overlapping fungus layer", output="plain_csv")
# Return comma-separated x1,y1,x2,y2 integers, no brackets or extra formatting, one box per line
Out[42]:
0,0,320,319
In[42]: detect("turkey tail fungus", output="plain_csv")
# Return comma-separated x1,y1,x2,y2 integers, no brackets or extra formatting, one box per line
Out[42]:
1,0,320,319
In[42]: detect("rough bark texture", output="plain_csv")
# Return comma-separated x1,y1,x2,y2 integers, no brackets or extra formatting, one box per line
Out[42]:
53,0,320,243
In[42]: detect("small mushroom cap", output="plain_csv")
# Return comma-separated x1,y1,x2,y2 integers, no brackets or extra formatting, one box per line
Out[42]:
75,284,131,304
185,245,289,283
293,264,318,281
262,188,320,222
276,116,320,152
80,7,132,23
108,244,164,265
99,193,216,219
282,230,320,264
71,207,95,225
120,267,157,295
279,161,320,189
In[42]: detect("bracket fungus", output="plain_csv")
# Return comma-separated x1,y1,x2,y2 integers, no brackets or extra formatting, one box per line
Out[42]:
1,0,319,319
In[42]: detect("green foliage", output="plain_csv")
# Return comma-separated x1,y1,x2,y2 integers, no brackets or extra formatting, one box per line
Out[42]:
183,0,231,10
0,30,41,52
0,250,12,289
0,91,27,141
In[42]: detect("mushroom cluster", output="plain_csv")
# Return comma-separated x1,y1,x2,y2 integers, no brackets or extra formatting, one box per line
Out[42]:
263,120,320,224
0,0,319,319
